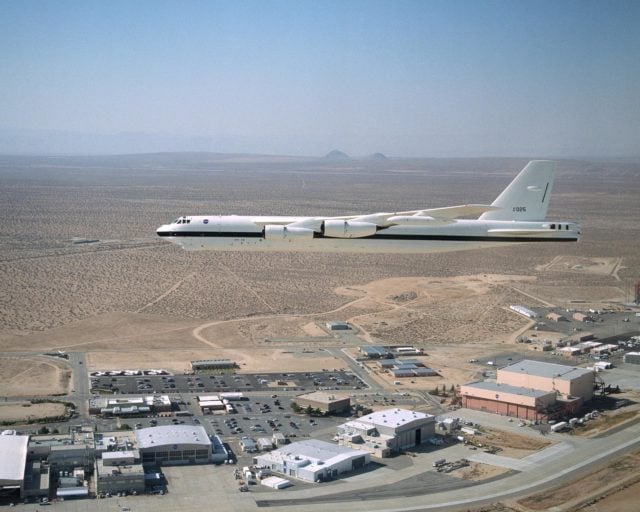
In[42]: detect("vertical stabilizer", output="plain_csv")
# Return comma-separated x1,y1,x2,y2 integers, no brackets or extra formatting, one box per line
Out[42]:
479,160,556,221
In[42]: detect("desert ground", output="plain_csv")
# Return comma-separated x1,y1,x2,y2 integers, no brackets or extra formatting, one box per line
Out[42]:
1,155,639,375
1,154,639,510
0,402,67,423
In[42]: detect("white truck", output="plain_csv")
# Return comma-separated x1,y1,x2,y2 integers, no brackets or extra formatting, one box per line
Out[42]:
551,421,568,433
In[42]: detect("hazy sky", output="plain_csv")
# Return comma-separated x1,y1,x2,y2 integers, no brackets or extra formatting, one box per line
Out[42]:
1,0,639,157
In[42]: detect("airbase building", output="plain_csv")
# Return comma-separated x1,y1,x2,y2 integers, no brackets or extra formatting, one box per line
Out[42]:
460,359,594,420
254,439,369,483
337,408,436,457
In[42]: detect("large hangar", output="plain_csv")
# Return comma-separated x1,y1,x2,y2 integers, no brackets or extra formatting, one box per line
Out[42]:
0,431,29,499
135,425,212,466
254,439,369,483
460,359,595,420
498,360,595,401
337,408,435,457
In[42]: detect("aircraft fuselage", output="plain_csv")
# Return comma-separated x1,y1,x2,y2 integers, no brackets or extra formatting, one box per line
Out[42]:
157,215,580,253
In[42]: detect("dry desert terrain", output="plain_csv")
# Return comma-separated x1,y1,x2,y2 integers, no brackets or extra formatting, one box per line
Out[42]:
1,155,639,379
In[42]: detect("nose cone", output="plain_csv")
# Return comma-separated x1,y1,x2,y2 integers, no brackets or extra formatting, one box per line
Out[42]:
157,224,171,237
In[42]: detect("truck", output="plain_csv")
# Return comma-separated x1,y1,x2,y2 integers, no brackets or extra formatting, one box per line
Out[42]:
551,421,568,433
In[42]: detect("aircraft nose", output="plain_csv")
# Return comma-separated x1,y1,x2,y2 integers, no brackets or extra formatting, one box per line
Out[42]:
157,225,170,237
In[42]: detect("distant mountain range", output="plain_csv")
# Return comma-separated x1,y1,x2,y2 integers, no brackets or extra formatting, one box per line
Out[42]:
0,128,392,160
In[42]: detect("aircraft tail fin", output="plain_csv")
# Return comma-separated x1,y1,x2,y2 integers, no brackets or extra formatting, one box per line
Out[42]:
479,160,556,221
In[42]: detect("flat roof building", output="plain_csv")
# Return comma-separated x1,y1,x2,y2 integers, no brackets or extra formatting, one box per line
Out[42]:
95,452,145,496
254,440,369,483
0,432,29,499
135,425,212,466
89,395,172,416
337,408,436,457
498,360,594,402
460,382,557,420
294,391,350,414
191,359,237,371
460,360,594,420
359,346,393,359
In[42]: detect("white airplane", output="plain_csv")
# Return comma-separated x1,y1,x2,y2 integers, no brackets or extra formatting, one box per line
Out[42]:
157,160,580,254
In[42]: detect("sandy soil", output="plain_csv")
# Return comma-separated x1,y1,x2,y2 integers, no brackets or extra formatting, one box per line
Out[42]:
455,461,510,481
468,428,552,458
580,479,640,512
0,356,70,396
0,156,638,509
518,451,640,511
1,157,639,394
0,402,67,422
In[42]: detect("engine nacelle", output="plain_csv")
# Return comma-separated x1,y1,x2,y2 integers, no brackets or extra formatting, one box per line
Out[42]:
323,220,377,238
264,225,315,241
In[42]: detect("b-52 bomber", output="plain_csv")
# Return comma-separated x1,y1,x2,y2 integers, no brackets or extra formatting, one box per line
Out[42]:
157,160,580,254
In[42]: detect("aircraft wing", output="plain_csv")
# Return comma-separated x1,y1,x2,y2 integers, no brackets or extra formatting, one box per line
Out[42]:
415,204,501,219
487,228,553,236
251,204,500,232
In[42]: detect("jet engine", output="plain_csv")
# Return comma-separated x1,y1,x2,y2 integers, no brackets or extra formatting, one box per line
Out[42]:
264,225,315,241
322,220,377,238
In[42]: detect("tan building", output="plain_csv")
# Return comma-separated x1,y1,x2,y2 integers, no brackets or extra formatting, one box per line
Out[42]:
546,312,567,322
294,392,350,414
460,382,557,421
498,360,594,402
460,360,594,420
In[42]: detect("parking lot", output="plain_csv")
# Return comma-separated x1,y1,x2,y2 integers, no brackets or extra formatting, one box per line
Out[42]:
90,370,368,395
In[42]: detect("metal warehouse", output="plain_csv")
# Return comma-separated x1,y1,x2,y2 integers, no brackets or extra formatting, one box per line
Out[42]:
135,425,212,465
0,432,29,499
460,359,595,420
359,346,393,359
337,408,436,457
191,359,237,371
460,381,558,421
254,439,370,482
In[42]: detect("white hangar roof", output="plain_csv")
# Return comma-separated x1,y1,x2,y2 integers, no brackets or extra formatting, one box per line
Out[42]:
0,433,29,486
360,408,434,430
135,425,211,450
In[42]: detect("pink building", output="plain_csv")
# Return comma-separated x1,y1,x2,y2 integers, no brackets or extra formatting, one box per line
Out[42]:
460,360,594,420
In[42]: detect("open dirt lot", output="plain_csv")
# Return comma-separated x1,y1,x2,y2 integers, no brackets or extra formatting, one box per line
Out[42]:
0,155,638,512
469,428,552,458
517,451,640,511
1,155,639,386
0,356,70,396
0,401,67,423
